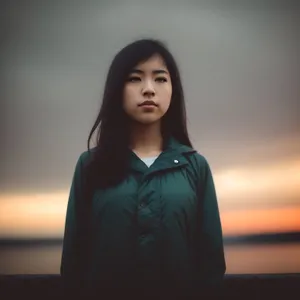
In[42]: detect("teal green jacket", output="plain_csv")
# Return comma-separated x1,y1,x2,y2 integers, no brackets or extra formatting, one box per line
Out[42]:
60,138,226,295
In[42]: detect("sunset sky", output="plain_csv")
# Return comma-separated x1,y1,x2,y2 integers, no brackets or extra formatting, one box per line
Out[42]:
1,0,299,239
1,152,299,238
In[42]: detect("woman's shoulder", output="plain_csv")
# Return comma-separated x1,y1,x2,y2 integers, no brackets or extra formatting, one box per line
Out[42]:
182,147,210,170
172,139,209,169
184,151,215,184
192,151,210,167
75,147,98,168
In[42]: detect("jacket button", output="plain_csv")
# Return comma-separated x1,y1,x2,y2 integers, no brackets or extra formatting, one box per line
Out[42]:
174,159,179,164
139,202,146,208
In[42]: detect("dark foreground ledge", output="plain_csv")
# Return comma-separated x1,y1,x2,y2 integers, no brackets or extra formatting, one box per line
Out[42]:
0,274,299,300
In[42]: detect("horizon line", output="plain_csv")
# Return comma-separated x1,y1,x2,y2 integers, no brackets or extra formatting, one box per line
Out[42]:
0,231,299,246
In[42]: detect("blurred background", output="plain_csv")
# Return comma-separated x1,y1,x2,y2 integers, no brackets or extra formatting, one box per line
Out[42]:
0,0,299,275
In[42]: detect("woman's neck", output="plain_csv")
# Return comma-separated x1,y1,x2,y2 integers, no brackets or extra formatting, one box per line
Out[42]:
129,122,163,158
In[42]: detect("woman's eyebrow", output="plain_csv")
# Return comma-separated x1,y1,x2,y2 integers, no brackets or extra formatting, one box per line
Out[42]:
130,69,169,75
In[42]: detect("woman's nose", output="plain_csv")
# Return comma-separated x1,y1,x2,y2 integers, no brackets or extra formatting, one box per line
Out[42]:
142,80,155,97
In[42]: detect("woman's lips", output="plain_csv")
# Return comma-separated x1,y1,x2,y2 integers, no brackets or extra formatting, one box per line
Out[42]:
138,100,158,107
141,104,156,107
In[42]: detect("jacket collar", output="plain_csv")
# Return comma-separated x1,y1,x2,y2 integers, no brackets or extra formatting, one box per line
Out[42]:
165,136,196,155
129,137,196,175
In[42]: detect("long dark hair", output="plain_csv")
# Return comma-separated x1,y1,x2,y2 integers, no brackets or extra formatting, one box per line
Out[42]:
85,39,193,192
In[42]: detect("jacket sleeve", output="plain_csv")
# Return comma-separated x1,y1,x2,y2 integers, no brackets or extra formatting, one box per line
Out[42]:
195,157,226,290
60,153,86,289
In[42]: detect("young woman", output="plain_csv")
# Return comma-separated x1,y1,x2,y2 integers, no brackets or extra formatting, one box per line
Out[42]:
60,39,226,300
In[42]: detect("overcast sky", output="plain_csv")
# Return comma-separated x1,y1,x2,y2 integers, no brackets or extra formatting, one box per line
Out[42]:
1,0,299,194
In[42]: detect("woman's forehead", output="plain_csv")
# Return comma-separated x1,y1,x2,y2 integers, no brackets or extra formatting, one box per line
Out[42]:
133,54,167,71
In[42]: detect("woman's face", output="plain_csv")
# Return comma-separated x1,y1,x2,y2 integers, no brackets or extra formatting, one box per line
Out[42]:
123,54,172,125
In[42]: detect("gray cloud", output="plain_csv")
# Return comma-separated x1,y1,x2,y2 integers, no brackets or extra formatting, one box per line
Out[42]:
1,0,299,193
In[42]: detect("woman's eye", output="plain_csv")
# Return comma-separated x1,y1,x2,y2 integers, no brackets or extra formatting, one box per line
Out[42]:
128,76,141,82
155,77,167,83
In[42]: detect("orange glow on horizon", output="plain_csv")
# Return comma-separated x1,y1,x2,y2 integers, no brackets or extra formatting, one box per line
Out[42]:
214,158,300,209
0,157,299,238
0,192,67,238
221,207,300,236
